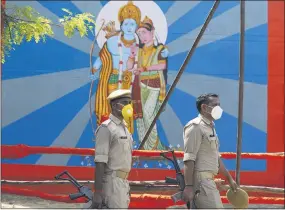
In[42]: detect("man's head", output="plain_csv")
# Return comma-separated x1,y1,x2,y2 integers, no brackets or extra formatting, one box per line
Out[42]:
107,89,132,119
196,93,222,121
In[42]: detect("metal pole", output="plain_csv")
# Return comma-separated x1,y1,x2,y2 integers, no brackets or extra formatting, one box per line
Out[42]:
138,0,221,150
235,0,245,186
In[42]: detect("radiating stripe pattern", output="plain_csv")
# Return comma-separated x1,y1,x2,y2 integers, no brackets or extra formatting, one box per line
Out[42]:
1,1,268,171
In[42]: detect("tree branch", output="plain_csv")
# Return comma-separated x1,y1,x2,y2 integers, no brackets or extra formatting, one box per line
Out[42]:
4,14,62,28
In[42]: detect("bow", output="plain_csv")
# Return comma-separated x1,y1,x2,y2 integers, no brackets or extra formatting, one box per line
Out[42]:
89,19,105,136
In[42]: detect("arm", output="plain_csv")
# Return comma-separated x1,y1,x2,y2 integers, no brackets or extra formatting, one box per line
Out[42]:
94,163,105,192
184,160,195,186
147,47,167,71
182,125,202,202
183,125,202,185
127,56,135,70
218,156,238,191
93,126,110,194
218,156,232,181
146,63,166,71
219,156,237,184
92,57,102,73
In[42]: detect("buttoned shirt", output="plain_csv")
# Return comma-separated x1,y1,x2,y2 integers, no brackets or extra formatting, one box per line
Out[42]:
183,114,220,174
94,114,133,173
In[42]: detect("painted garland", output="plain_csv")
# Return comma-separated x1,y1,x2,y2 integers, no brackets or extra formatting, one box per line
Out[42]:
117,32,140,91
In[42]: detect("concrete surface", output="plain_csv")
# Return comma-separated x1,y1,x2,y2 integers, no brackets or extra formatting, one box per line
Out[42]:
1,194,284,209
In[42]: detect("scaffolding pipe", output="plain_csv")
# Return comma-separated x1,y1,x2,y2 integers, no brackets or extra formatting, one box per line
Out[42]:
138,0,221,150
235,0,246,186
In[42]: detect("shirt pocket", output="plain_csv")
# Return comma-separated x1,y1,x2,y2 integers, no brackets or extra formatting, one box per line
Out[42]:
206,135,218,150
118,137,129,151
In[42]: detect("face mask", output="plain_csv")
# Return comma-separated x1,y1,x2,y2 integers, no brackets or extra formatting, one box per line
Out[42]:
117,103,133,121
207,105,223,120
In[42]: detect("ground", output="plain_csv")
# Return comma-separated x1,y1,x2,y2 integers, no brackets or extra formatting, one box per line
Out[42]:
1,194,284,209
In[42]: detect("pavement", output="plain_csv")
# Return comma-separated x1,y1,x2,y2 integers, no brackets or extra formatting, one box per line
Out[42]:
1,194,284,209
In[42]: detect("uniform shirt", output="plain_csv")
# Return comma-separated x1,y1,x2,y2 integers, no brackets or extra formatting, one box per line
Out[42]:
94,114,133,173
183,114,220,174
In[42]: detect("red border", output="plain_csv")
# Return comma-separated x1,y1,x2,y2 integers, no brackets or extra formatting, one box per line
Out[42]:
1,162,284,187
1,1,284,188
266,0,284,187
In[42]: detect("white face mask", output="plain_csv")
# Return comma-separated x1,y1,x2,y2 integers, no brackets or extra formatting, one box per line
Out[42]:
207,105,223,120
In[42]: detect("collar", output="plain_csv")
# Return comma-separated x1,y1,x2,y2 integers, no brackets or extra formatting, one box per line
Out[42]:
110,114,123,125
198,114,215,126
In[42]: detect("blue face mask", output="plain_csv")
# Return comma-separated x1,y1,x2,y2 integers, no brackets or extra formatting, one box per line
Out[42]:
121,19,137,35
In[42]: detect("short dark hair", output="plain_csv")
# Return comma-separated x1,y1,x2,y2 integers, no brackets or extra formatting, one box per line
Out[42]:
196,93,219,113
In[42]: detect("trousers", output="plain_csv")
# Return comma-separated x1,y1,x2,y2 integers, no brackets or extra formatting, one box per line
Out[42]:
193,171,223,209
102,172,130,208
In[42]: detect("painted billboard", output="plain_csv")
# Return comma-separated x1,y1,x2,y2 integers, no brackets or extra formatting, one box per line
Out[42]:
1,1,284,187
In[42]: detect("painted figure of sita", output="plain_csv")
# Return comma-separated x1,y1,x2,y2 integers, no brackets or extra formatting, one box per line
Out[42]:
92,1,169,150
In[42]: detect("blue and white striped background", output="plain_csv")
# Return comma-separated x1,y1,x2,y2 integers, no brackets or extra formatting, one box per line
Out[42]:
2,1,268,171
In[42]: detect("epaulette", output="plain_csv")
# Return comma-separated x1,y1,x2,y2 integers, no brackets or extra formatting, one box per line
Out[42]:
184,117,202,128
101,119,111,126
191,117,202,125
95,119,111,136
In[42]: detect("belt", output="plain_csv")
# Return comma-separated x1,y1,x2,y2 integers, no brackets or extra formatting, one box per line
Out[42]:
115,170,129,179
197,171,216,179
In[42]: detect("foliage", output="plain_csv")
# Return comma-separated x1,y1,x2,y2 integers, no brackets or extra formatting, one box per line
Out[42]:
1,5,96,63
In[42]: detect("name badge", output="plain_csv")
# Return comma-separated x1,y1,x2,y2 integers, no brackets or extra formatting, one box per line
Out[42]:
120,136,128,139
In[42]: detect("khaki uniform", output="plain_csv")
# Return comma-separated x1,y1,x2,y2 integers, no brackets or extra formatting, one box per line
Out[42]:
183,114,223,208
94,114,133,208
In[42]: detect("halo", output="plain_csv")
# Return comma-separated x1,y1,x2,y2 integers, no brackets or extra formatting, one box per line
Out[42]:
95,1,168,49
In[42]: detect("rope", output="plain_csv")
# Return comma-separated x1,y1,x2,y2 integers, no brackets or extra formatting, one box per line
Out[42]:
2,186,284,208
1,144,284,160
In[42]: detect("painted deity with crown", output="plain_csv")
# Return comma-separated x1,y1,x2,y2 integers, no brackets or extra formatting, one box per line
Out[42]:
92,1,141,132
129,15,169,150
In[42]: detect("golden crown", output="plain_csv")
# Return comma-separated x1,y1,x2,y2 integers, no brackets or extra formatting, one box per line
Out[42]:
139,16,154,30
118,1,141,25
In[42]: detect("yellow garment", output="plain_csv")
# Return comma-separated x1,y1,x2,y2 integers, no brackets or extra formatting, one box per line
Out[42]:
95,45,134,133
95,43,113,125
139,44,166,102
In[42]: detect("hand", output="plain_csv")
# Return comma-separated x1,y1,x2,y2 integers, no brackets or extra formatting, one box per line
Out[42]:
89,73,98,81
160,47,169,58
92,68,97,74
90,192,103,209
182,186,195,203
133,67,143,75
89,68,99,81
228,177,238,192
127,57,135,70
130,45,138,57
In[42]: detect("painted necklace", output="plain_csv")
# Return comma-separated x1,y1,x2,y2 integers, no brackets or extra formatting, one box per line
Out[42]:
117,32,139,91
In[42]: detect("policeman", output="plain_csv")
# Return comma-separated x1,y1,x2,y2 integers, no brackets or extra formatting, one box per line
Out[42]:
182,93,238,208
91,89,133,209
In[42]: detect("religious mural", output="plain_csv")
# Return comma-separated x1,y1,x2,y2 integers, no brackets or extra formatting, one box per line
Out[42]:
92,1,169,150
2,0,271,171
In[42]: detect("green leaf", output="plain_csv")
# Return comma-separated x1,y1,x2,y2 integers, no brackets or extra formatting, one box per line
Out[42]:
2,5,97,63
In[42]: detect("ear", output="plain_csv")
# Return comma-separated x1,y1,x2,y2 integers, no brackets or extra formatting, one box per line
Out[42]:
201,104,207,112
